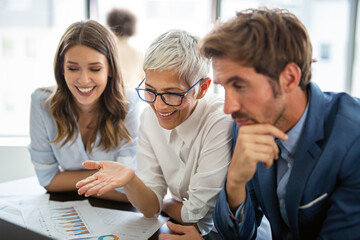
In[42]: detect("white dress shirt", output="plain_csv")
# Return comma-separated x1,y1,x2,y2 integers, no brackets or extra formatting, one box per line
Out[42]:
135,94,233,235
28,87,140,188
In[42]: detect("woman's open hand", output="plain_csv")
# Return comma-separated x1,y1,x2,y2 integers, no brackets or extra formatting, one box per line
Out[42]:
76,160,135,197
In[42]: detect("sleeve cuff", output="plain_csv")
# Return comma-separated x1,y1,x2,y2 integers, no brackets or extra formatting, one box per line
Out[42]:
234,201,246,223
222,184,255,238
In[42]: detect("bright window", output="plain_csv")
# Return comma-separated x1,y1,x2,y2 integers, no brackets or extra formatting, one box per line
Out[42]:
0,0,358,139
352,0,360,97
97,0,212,59
221,0,351,94
0,0,85,137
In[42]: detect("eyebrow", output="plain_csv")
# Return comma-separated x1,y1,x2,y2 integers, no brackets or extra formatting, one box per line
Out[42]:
214,75,247,85
225,75,247,85
145,82,185,92
65,61,104,66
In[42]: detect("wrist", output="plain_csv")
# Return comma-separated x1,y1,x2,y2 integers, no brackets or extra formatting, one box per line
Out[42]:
226,180,246,212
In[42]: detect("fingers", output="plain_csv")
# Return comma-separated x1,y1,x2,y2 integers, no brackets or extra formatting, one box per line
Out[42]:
97,182,117,196
158,233,182,240
272,139,280,160
166,221,187,234
158,222,201,240
77,161,104,188
76,175,97,189
236,124,284,162
247,140,280,162
251,152,274,168
84,182,107,197
76,177,99,195
236,140,278,165
229,124,286,184
76,174,103,196
77,179,111,197
82,160,102,170
239,123,288,141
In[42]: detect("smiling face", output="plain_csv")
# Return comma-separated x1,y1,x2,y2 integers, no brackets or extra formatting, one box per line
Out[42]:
144,70,199,130
213,56,287,129
63,45,110,112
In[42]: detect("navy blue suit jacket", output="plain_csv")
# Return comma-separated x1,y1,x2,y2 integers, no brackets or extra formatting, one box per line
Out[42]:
213,82,360,240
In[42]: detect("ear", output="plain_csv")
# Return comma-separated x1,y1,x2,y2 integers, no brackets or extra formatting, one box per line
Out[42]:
279,62,301,93
196,77,212,99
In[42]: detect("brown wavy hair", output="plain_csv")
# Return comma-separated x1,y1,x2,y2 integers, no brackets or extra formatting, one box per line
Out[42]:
50,20,131,154
199,8,315,90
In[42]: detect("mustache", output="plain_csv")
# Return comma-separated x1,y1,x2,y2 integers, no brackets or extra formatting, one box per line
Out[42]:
231,111,249,120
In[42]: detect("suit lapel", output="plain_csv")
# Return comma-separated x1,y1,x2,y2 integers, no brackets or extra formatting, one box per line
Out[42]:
285,141,322,236
256,163,283,237
284,83,325,237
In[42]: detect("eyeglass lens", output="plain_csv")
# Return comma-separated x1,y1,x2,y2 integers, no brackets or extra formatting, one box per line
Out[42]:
139,90,182,106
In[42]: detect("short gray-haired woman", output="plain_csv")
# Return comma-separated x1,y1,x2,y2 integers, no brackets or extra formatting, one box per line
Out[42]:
76,30,233,238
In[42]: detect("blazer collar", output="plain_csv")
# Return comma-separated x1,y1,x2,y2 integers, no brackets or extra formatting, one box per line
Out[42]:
285,82,325,236
256,163,284,238
256,82,326,238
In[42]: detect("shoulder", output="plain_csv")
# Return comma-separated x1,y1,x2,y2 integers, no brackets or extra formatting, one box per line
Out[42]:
31,87,53,100
140,105,156,121
328,93,360,120
139,106,160,133
309,85,360,157
199,94,232,124
29,87,57,131
31,87,54,109
322,91,360,130
190,94,233,139
202,93,224,109
310,83,360,124
125,88,140,108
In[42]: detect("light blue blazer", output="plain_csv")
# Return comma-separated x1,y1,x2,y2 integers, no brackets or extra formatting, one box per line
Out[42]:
213,82,360,240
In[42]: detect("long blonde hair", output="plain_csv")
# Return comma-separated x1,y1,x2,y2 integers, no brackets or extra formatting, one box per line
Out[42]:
50,20,131,153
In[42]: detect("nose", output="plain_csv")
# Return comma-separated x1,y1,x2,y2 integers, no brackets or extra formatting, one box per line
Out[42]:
78,70,91,85
223,90,241,115
153,95,168,110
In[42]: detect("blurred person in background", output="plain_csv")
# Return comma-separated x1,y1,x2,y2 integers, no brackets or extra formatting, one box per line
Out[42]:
107,8,144,88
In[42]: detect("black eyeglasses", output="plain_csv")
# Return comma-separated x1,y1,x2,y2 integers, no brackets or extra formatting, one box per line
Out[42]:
135,78,203,106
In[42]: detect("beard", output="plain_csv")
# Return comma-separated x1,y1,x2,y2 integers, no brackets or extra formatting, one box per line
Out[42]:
230,100,285,129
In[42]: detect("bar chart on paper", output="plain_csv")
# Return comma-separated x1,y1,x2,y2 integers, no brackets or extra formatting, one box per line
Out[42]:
21,200,110,239
51,206,91,237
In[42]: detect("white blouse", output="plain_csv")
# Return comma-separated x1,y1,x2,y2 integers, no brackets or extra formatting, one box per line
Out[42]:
135,94,233,235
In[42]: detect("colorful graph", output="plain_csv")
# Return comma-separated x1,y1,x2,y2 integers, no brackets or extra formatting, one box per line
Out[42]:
50,206,91,237
98,235,120,240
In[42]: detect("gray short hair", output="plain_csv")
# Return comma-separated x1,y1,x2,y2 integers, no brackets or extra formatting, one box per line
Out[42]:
143,30,209,89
